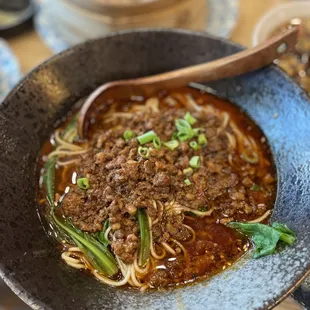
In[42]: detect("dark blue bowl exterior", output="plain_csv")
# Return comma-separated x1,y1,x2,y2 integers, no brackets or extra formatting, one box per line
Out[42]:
0,29,310,310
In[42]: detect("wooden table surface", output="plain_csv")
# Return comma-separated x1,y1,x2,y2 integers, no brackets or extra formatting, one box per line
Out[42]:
5,0,305,309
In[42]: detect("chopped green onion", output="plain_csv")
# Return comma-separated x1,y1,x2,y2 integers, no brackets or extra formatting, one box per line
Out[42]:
189,156,200,169
183,167,193,176
190,141,200,150
184,179,191,185
177,132,192,142
163,140,179,151
77,177,90,190
175,119,195,141
171,132,178,140
241,152,259,164
199,206,207,212
137,130,157,145
193,128,203,136
250,184,261,191
184,112,197,125
123,130,135,142
153,136,161,149
138,146,150,159
138,209,151,266
198,133,208,145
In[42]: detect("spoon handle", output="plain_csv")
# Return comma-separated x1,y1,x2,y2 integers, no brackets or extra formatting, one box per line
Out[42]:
133,27,298,94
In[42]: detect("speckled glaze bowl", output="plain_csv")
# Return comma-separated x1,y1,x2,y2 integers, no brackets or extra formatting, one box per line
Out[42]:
0,29,310,310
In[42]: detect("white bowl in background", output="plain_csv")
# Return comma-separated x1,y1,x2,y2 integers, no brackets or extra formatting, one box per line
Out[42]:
252,1,310,46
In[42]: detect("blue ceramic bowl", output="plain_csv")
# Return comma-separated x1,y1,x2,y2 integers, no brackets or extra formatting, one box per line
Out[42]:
0,29,310,310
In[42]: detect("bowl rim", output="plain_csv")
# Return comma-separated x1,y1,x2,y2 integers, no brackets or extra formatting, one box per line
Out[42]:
252,0,310,46
1,27,310,310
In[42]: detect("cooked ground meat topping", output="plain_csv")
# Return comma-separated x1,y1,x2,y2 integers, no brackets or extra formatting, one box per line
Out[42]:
61,95,275,264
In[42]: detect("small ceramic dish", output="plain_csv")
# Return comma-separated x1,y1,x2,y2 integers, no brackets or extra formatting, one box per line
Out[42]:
252,1,310,46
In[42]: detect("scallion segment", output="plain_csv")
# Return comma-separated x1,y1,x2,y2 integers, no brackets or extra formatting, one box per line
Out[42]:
163,140,179,151
123,130,135,142
198,133,207,146
175,119,195,141
153,136,161,150
184,179,191,185
189,156,200,169
183,167,193,176
137,130,157,145
184,112,197,125
138,209,151,266
77,177,90,190
138,146,150,159
190,141,200,150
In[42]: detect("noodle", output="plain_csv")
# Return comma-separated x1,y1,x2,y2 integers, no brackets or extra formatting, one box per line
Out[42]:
182,224,196,243
161,242,176,256
134,257,150,274
248,210,271,223
94,265,131,286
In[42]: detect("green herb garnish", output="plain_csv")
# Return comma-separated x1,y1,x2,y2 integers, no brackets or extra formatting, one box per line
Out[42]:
138,146,150,159
198,133,207,146
153,136,161,150
138,209,151,266
190,141,200,150
175,119,195,141
184,179,191,185
163,140,179,151
250,184,261,191
184,112,197,125
77,177,90,190
189,156,200,169
137,130,157,145
199,206,207,212
228,222,296,258
123,130,135,142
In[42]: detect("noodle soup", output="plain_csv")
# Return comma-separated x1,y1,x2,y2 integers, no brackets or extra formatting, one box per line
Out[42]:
37,87,277,290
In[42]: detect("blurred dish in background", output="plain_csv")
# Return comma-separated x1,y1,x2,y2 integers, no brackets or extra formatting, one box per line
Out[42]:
0,0,34,37
35,0,239,53
252,1,310,96
0,38,21,101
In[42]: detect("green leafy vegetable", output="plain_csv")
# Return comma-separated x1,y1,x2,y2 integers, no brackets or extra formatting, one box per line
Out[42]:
98,219,110,246
184,112,197,125
184,179,191,185
189,141,200,150
198,133,207,146
189,156,200,169
163,140,179,151
123,130,135,142
250,184,261,191
52,212,118,276
43,156,57,206
153,136,161,149
43,155,117,277
138,209,151,266
228,222,296,258
137,130,157,145
77,177,90,190
138,146,150,159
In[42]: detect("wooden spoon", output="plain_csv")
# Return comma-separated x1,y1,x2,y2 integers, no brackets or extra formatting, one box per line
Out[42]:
78,27,298,138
